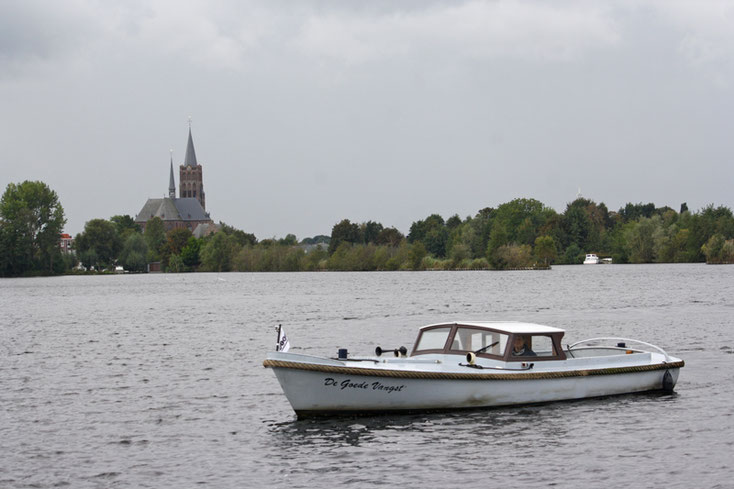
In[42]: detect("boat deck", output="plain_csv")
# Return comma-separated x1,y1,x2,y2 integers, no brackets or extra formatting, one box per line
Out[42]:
265,349,683,380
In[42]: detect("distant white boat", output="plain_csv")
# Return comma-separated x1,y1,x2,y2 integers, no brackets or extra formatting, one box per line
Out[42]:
601,257,613,264
583,254,600,265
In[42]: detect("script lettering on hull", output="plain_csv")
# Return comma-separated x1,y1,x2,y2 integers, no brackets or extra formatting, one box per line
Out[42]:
324,377,406,394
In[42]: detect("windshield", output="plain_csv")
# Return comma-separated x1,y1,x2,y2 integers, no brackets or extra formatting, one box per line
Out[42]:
451,327,508,356
415,327,451,351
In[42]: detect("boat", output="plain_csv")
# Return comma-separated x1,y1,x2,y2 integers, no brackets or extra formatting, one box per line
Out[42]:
263,321,684,417
583,253,600,264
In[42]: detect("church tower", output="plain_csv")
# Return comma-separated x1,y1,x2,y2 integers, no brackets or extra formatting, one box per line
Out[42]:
179,123,206,210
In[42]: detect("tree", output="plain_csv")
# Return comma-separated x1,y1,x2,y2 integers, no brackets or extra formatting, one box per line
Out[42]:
723,240,734,263
165,228,193,263
486,223,509,264
74,219,123,269
446,214,462,230
144,217,166,261
449,243,471,267
704,205,734,238
468,207,495,257
0,181,66,276
701,234,725,263
329,219,362,254
302,246,328,271
361,221,384,244
516,217,536,245
670,228,692,263
78,249,98,270
408,214,447,257
623,216,660,263
562,204,593,251
110,215,140,241
375,227,404,247
181,236,202,268
168,254,185,273
327,242,355,271
301,235,330,245
119,233,148,272
220,222,257,246
534,235,557,266
494,244,533,269
409,242,427,270
493,198,549,244
408,214,444,241
562,242,583,264
424,226,448,257
652,223,675,263
619,202,656,222
278,234,298,246
446,220,476,260
200,232,239,272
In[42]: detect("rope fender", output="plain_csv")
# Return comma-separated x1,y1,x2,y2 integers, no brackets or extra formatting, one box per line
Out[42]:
263,359,685,381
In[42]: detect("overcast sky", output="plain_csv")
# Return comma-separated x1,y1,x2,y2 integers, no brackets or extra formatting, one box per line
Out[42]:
1,0,733,239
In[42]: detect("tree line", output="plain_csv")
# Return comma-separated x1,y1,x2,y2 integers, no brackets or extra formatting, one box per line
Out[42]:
2,181,733,277
325,198,734,270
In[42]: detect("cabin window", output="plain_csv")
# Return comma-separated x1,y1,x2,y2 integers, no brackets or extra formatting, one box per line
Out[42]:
451,327,508,356
511,334,557,358
529,335,556,357
415,327,451,351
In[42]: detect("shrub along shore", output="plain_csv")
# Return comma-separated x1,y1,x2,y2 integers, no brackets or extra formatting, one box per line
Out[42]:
2,180,733,276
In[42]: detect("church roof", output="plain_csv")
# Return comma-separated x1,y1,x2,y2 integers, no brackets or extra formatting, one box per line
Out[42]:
183,127,198,167
174,198,208,220
134,197,210,223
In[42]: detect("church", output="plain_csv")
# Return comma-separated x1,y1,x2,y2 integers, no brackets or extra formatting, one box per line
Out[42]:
135,126,216,237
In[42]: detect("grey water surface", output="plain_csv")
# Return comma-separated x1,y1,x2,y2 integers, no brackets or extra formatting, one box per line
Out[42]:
1,264,733,488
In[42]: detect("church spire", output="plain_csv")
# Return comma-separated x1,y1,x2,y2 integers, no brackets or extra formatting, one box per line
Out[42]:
184,118,198,167
168,150,176,198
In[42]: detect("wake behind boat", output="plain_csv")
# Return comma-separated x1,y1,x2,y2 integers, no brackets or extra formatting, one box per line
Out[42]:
263,321,684,418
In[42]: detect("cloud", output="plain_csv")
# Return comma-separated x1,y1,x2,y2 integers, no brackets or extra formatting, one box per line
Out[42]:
650,0,734,86
0,1,96,75
1,0,732,238
4,0,733,81
1,0,623,76
0,0,277,75
295,1,621,64
118,1,272,70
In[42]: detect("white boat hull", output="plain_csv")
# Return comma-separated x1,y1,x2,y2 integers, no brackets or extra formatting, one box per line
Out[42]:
265,353,682,417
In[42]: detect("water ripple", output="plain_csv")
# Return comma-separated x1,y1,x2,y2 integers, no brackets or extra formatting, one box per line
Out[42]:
1,265,733,488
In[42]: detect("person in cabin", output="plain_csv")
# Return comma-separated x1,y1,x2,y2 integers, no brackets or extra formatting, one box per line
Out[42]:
512,335,537,357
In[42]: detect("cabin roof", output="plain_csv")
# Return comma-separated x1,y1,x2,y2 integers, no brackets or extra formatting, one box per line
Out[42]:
420,321,565,335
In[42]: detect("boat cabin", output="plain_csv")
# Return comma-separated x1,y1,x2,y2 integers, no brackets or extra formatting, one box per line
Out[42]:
411,321,567,362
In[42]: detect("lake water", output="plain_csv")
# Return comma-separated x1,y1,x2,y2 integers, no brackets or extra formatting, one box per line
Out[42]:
1,264,733,488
